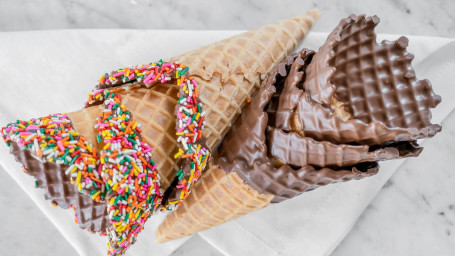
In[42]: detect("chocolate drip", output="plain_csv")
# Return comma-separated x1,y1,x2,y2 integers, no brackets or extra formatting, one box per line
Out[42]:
274,50,314,131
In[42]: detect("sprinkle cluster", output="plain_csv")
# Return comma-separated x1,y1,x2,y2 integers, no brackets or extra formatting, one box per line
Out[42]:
169,76,210,207
0,113,103,199
86,60,181,107
0,109,161,256
86,61,211,208
1,61,211,256
96,91,162,256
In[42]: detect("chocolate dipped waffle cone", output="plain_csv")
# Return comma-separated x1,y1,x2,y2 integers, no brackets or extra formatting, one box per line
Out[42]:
297,14,441,145
156,49,377,242
156,16,442,240
267,128,422,167
1,10,321,256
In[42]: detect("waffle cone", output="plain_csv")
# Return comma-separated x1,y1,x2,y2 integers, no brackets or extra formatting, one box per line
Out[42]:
156,162,274,242
299,14,441,145
87,10,321,203
68,106,102,151
8,140,110,232
155,48,381,242
170,9,321,149
156,158,377,242
1,10,321,237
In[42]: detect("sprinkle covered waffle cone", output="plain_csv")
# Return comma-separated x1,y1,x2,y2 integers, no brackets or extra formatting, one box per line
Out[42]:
1,10,321,256
87,9,321,205
156,14,442,241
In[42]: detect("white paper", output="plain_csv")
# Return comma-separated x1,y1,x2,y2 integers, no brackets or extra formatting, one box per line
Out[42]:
0,30,453,256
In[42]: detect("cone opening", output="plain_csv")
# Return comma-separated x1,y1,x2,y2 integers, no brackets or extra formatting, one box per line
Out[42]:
215,48,382,202
327,15,441,131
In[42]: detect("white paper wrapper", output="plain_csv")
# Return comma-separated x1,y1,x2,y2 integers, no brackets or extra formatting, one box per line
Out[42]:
0,30,453,256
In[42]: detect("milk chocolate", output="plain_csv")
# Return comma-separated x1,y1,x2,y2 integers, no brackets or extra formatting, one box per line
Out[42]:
218,158,378,203
9,141,109,232
267,128,422,168
215,14,442,202
299,14,441,145
217,49,379,203
273,50,313,131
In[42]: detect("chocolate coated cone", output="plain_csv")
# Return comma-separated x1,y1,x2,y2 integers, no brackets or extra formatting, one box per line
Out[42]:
157,14,443,238
156,159,377,242
267,128,422,168
156,49,380,242
9,141,110,232
299,14,441,145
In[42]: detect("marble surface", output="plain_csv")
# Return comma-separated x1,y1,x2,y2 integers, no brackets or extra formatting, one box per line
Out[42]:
0,1,454,256
333,110,455,256
0,165,77,256
0,0,454,38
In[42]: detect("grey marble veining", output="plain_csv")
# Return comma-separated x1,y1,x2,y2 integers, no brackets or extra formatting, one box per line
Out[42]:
0,0,454,37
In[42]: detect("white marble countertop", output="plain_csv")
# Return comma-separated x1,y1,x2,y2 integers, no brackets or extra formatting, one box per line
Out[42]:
0,0,454,38
0,0,454,255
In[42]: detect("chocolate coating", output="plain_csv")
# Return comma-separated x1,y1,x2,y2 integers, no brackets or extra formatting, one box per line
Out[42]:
218,158,378,203
300,14,441,145
274,51,311,131
267,128,422,168
214,14,442,202
9,141,110,233
216,49,378,203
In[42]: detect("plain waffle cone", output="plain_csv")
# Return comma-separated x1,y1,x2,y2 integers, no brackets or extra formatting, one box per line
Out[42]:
156,159,377,242
170,9,321,149
156,162,274,242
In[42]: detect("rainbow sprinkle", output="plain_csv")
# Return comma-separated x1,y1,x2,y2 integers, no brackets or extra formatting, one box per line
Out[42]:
96,90,162,256
86,60,180,107
168,75,210,208
0,113,103,199
86,61,210,208
1,60,211,256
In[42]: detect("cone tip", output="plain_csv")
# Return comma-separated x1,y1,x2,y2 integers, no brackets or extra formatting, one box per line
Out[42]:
290,9,322,24
155,235,165,243
306,8,322,20
277,9,321,31
155,231,173,243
